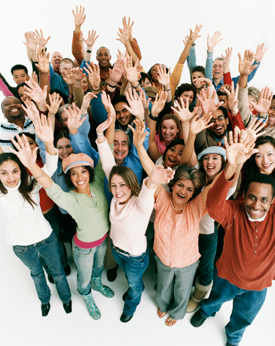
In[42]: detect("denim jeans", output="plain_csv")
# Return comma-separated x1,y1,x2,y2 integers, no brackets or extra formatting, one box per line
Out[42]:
13,231,71,304
42,205,68,272
111,242,149,316
72,237,108,296
200,269,267,345
197,226,218,286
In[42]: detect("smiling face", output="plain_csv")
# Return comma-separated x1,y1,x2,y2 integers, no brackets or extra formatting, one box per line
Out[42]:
180,90,195,106
164,144,184,168
192,71,204,87
255,143,275,175
161,119,179,143
81,75,89,93
244,182,273,219
96,47,111,68
110,174,132,204
202,153,223,179
0,160,21,188
2,97,24,122
12,69,30,85
171,179,195,209
114,102,133,129
212,59,224,80
51,52,63,72
268,99,275,127
113,131,129,166
150,64,161,82
208,109,229,139
70,165,90,192
56,137,73,161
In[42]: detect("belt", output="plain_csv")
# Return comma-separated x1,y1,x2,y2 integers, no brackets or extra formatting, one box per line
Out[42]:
113,245,144,258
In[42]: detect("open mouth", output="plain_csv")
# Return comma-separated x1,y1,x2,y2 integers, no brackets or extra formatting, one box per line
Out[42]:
176,193,185,200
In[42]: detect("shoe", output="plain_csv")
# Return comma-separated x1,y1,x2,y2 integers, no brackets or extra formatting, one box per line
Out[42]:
91,277,114,298
64,265,71,276
63,300,72,314
41,303,51,316
83,292,101,320
187,277,213,313
190,310,207,327
107,267,117,282
47,274,54,284
120,312,133,323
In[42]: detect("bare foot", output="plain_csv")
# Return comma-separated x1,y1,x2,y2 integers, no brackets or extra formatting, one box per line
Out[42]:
165,316,177,326
157,307,167,318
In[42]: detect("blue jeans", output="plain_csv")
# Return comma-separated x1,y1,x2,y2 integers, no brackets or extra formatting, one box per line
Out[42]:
72,237,108,296
197,226,218,286
200,269,267,345
13,232,71,304
111,242,149,316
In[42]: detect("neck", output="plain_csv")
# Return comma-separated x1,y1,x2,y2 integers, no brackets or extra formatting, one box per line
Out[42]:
213,76,223,85
75,184,92,197
171,196,186,212
12,117,25,129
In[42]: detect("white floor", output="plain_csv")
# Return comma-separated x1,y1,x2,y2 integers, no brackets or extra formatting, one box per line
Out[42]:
0,239,274,346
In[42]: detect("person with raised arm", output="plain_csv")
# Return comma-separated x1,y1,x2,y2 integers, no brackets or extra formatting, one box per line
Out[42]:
95,114,174,323
2,115,71,317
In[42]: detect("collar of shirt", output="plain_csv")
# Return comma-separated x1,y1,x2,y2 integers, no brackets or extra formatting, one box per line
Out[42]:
245,210,267,222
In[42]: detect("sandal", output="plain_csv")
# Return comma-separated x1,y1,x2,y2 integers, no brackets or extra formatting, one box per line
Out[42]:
165,317,177,327
157,307,167,318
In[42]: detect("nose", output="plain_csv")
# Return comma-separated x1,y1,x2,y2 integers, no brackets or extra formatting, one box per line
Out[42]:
253,199,261,210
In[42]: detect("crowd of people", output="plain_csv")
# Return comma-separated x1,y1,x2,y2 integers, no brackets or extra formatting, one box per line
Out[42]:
1,6,275,346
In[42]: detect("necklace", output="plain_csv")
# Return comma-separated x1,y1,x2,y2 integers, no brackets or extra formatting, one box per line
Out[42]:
170,197,184,211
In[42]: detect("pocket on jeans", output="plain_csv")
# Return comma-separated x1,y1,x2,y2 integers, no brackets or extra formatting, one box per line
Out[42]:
75,247,93,255
44,232,56,244
13,245,27,254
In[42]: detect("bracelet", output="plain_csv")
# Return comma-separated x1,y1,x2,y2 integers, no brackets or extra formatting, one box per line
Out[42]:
132,82,140,89
34,172,45,180
149,114,158,121
107,83,116,88
97,133,104,137
86,49,92,53
91,87,100,92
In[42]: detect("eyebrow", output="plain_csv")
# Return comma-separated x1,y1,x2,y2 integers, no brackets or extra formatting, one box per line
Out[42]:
114,140,128,144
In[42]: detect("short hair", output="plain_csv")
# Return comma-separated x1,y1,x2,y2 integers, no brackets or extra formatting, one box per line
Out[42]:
174,83,197,101
248,86,260,101
108,166,140,197
217,105,229,119
58,104,73,122
158,113,182,142
112,95,129,108
60,58,74,68
214,57,224,62
191,66,205,76
114,129,130,148
243,173,275,199
96,46,111,56
1,96,21,111
168,164,205,199
64,165,94,189
11,64,28,75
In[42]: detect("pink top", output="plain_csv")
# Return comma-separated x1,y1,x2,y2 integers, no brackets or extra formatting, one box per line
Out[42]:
154,187,207,268
155,134,168,155
0,78,13,97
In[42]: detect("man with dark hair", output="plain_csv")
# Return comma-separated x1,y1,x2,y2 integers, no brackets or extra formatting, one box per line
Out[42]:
0,64,30,98
191,136,275,346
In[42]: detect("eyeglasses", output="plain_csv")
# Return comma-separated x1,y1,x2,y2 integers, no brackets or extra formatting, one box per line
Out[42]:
209,115,225,124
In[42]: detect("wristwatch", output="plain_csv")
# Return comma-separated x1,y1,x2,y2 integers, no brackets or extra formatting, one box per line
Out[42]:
149,114,158,121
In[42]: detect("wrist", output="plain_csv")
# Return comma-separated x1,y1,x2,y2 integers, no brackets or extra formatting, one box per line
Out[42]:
131,81,140,89
81,107,88,115
109,80,117,87
74,80,82,88
232,109,239,116
69,128,78,135
164,85,170,91
254,59,260,64
75,25,81,33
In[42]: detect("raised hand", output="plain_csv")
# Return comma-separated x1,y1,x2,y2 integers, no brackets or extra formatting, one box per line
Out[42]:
10,134,38,168
244,117,266,142
156,65,170,87
254,43,267,63
221,82,239,115
96,113,115,135
124,88,145,120
193,77,212,89
117,27,130,45
109,60,124,84
151,91,167,118
24,79,47,104
81,92,97,113
149,165,175,185
63,70,75,86
129,119,148,148
139,89,151,110
238,50,257,75
101,91,115,116
83,30,99,47
45,93,63,115
22,100,40,126
71,67,84,81
249,86,273,114
65,103,85,131
172,97,195,122
122,17,134,41
225,128,258,166
72,5,86,29
34,114,53,145
197,88,224,115
221,47,233,73
34,29,51,47
36,48,50,74
83,62,101,91
123,56,139,83
207,31,223,52
23,31,37,51
190,112,214,136
190,24,203,43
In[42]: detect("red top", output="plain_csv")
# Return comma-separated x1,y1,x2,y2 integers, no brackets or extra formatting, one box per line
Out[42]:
207,170,275,291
